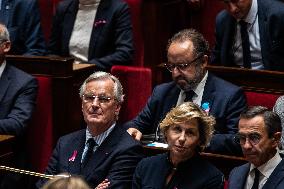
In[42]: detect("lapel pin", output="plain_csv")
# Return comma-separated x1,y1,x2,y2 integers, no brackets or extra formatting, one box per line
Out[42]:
68,150,78,162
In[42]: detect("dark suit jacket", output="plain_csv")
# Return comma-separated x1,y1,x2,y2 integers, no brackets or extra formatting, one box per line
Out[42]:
228,158,284,189
211,0,284,71
0,63,38,136
48,0,134,71
36,125,143,189
0,63,38,189
126,73,247,155
132,153,224,189
0,0,46,55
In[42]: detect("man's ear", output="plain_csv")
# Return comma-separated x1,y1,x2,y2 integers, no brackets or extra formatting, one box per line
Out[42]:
272,132,281,147
3,41,11,53
201,55,208,68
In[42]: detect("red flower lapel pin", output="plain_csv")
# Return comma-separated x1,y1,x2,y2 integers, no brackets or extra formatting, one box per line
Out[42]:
68,150,78,162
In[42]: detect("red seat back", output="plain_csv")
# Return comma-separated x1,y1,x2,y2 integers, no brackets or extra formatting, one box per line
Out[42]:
26,76,53,172
245,91,281,109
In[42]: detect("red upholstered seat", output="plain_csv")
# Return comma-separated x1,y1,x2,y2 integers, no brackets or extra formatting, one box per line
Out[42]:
26,76,53,172
111,0,152,123
111,66,152,123
245,91,281,109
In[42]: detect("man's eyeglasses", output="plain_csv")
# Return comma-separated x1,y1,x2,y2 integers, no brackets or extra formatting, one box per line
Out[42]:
164,54,203,72
82,94,113,104
234,133,262,145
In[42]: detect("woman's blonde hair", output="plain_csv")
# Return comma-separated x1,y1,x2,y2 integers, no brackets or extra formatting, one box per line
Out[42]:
159,102,215,151
42,175,91,189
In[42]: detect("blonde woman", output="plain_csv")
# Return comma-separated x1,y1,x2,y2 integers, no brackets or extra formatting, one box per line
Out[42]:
132,102,224,189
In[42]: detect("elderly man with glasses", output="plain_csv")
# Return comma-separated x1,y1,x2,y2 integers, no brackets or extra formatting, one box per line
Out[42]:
126,29,247,156
229,106,284,189
36,72,143,189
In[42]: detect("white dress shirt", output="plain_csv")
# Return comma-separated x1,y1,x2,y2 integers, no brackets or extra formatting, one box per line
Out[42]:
81,122,115,162
69,0,100,63
0,60,6,78
176,71,208,106
233,0,263,70
245,151,282,189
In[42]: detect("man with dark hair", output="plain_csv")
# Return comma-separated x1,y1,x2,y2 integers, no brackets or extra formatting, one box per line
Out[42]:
126,28,247,156
36,72,143,189
211,0,284,71
229,106,284,188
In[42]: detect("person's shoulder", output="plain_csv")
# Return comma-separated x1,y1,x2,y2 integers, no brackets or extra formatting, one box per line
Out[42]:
6,64,36,83
208,73,242,91
154,81,177,92
59,129,85,142
193,156,223,176
56,0,75,9
13,0,36,6
258,0,284,16
259,0,284,10
138,153,166,167
230,162,250,176
216,9,231,22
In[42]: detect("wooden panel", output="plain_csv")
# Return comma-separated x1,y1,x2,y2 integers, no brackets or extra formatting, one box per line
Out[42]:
207,65,284,94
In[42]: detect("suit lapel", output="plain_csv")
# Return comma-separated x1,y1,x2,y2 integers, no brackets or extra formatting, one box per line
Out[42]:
88,0,110,58
68,131,86,174
256,0,269,69
263,159,284,189
62,0,78,52
81,125,123,178
0,64,11,104
201,73,215,112
222,16,236,66
161,83,180,120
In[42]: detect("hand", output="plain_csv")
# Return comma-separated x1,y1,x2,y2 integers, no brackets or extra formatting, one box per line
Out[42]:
127,128,142,141
96,179,110,189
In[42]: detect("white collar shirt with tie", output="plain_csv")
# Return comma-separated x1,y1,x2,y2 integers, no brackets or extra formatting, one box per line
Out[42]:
81,122,116,162
245,151,282,189
176,71,208,107
233,0,263,70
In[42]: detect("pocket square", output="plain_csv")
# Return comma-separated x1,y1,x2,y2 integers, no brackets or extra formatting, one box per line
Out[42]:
94,19,107,27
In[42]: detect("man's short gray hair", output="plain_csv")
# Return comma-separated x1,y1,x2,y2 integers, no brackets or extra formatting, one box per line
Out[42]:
0,23,10,42
79,71,124,104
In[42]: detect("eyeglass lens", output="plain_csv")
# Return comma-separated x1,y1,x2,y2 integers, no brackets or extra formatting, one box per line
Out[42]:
235,133,261,145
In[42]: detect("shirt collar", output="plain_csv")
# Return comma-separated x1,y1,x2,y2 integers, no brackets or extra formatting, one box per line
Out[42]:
193,71,208,96
0,60,6,79
181,71,208,100
85,122,116,146
243,0,258,25
250,150,282,179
